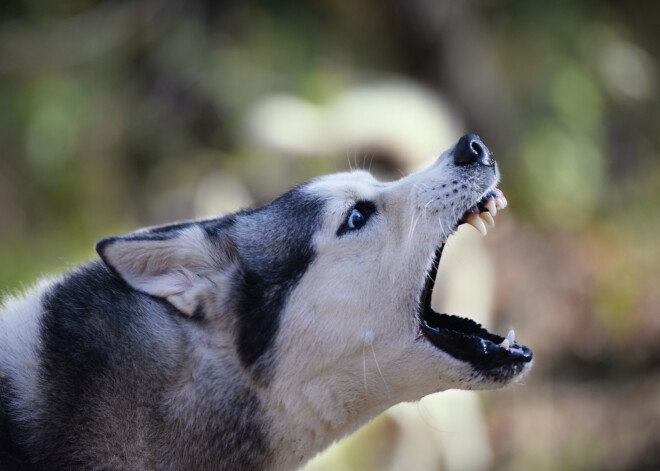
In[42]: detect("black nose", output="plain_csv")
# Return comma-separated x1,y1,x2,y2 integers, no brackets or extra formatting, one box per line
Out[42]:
453,134,493,166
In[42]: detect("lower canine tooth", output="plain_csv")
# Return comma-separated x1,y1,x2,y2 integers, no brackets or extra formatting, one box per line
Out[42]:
480,212,495,227
466,213,487,236
499,338,510,350
506,329,515,344
485,200,497,216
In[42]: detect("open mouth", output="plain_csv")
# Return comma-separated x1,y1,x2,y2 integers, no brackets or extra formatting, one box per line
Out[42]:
419,189,532,373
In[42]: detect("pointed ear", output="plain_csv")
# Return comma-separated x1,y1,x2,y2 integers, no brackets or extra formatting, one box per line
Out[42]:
96,224,232,316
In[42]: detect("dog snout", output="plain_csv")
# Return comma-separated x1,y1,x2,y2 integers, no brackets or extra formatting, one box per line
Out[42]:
453,134,493,167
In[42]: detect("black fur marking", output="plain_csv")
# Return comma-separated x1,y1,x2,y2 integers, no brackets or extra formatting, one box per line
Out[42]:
96,184,323,378
32,263,180,468
227,186,326,375
31,262,271,470
0,374,31,470
143,220,200,234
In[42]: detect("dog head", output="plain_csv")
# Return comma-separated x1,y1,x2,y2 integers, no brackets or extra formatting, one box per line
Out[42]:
97,134,532,462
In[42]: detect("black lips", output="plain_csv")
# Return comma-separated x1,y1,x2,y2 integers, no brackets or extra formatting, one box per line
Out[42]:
418,245,533,372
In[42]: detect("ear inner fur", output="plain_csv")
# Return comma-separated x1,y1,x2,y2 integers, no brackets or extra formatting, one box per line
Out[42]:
96,225,225,316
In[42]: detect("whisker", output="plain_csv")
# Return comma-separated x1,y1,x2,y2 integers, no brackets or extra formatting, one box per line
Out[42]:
407,212,421,246
370,341,390,399
407,197,435,246
362,339,368,395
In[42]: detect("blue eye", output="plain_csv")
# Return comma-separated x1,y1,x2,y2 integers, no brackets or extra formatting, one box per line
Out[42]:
347,209,366,229
337,201,376,236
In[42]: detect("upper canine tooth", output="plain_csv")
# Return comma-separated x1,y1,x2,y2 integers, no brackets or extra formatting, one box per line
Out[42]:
485,199,497,216
480,211,495,227
466,213,487,236
506,329,515,345
499,338,510,350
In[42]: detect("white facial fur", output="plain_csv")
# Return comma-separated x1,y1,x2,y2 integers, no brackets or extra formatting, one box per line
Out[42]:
265,150,526,470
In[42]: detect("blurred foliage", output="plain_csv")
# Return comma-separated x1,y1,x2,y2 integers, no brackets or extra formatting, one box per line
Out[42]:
1,0,659,470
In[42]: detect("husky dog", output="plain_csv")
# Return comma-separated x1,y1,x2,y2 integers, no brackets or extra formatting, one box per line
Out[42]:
0,134,531,470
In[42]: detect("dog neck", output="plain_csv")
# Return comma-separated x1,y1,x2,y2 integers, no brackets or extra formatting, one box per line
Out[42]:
264,374,391,470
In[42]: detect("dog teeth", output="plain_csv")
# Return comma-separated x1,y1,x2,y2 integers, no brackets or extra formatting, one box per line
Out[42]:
494,194,508,210
485,199,497,216
466,213,487,236
479,211,495,227
461,189,507,235
498,330,515,350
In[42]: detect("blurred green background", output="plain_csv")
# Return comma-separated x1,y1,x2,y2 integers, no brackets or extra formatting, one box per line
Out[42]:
1,1,659,470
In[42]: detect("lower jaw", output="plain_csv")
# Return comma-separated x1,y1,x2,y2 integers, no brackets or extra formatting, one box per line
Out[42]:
421,305,533,373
